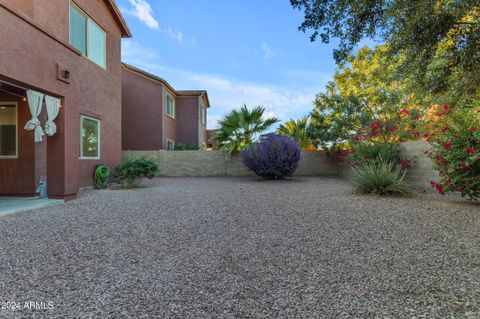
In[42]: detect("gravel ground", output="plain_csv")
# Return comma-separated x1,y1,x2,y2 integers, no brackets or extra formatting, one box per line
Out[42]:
0,177,479,318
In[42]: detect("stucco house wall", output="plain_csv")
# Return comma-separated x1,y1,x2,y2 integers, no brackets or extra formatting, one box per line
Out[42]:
121,69,163,150
176,96,201,146
0,0,130,198
121,64,210,151
162,86,177,148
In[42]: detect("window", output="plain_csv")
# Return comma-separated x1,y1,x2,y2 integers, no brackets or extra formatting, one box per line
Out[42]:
80,115,100,159
69,3,87,55
166,94,175,118
69,2,106,68
200,104,206,126
166,139,175,150
87,20,106,68
0,102,17,158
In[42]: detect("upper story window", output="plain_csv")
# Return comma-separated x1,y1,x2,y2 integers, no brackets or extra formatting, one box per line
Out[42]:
166,94,175,118
69,2,106,68
200,104,206,126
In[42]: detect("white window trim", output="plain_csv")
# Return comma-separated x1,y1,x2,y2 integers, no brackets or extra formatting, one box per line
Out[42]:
166,94,175,119
200,104,206,126
0,101,18,159
69,1,107,69
166,139,175,150
80,115,100,160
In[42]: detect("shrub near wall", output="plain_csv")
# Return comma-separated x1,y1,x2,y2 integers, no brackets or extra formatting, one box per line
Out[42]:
242,134,301,179
425,106,479,200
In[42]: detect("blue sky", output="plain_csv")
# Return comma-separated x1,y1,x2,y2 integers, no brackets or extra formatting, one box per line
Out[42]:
118,0,342,129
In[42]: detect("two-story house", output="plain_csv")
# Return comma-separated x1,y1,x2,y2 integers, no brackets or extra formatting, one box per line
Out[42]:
0,0,131,199
121,63,209,150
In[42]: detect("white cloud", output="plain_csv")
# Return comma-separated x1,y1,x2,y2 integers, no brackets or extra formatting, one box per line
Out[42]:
122,0,159,29
261,43,274,60
121,1,184,43
121,44,320,130
164,26,183,43
206,114,224,130
122,39,159,61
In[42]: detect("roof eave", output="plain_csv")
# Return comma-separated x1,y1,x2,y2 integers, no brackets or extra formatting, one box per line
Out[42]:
106,0,132,38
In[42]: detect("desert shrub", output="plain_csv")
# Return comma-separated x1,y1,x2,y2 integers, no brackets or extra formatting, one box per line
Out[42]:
174,143,201,150
352,157,410,195
350,141,401,164
241,134,301,179
426,106,479,200
114,157,159,188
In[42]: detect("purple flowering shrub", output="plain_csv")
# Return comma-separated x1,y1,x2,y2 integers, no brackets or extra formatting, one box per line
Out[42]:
241,134,301,179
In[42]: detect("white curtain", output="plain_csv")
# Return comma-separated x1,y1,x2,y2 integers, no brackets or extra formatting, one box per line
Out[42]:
24,89,45,143
44,95,60,136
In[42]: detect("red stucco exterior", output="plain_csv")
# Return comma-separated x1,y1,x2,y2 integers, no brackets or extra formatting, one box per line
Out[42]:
121,64,209,150
0,0,130,199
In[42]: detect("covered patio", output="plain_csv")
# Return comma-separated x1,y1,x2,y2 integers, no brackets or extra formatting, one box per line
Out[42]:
0,78,62,198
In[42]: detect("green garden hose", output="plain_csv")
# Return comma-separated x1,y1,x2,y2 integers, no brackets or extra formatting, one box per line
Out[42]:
93,165,110,189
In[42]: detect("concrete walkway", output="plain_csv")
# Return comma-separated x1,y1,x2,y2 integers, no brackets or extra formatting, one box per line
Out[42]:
0,197,63,217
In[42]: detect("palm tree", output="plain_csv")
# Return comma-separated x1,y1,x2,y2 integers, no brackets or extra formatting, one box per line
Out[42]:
276,116,312,149
213,105,279,154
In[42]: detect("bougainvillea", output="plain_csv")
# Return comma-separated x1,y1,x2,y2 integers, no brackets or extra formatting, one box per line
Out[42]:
241,134,301,179
336,102,478,199
343,114,415,167
425,106,480,201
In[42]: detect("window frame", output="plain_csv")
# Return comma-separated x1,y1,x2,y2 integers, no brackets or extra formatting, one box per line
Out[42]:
87,19,107,69
79,115,101,160
166,139,175,150
200,104,206,126
69,1,107,69
0,101,18,159
166,94,175,119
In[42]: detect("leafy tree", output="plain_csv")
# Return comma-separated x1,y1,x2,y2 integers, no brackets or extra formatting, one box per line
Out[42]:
307,46,409,148
291,0,480,106
276,116,312,149
213,105,279,154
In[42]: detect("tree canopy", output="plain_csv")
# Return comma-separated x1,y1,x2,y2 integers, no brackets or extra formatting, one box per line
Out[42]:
307,46,410,148
276,116,312,149
291,0,480,106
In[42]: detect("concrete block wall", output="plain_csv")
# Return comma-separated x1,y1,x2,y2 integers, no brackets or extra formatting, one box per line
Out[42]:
122,150,338,177
399,141,439,190
122,144,435,187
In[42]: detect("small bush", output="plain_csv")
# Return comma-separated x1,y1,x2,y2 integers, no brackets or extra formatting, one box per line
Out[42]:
175,143,201,150
351,142,401,164
352,157,410,195
114,157,159,188
241,134,301,179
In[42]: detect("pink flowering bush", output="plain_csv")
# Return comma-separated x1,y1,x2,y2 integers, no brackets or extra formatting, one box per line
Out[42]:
426,107,480,201
346,117,415,168
340,116,416,195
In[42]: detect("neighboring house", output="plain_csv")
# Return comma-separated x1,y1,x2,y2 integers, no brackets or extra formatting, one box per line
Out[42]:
0,0,131,199
206,129,218,150
121,63,210,151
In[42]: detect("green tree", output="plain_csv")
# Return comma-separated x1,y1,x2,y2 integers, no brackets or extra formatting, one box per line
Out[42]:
276,116,312,149
291,0,480,106
307,46,409,148
213,105,279,154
